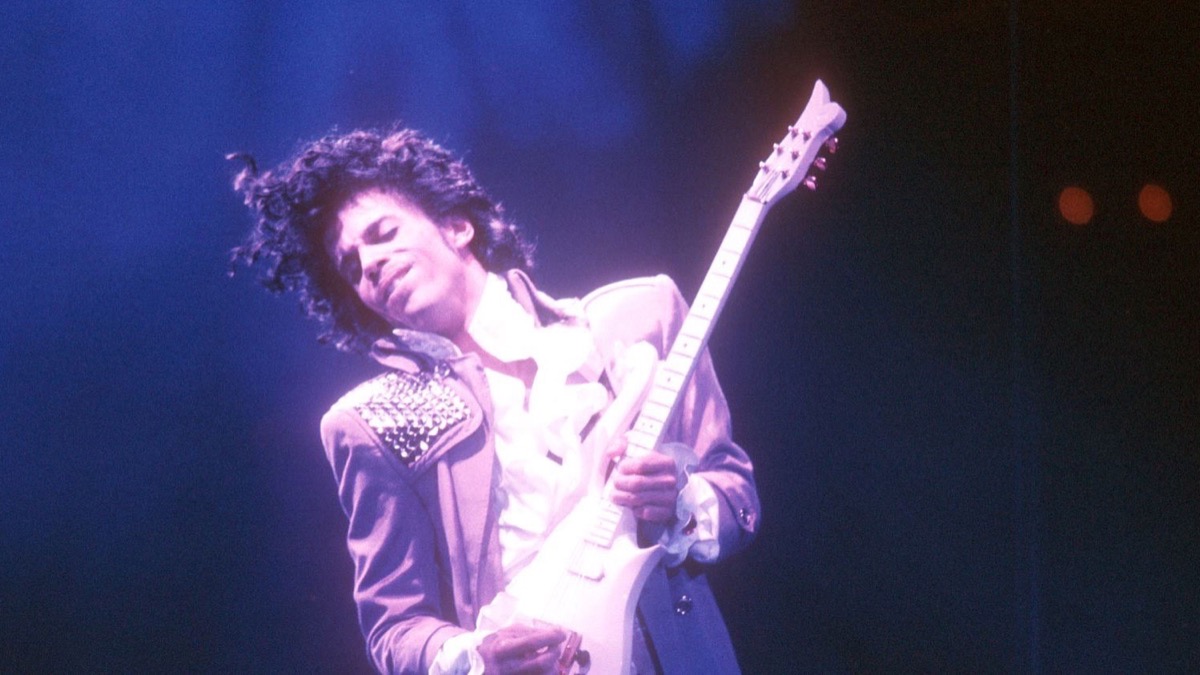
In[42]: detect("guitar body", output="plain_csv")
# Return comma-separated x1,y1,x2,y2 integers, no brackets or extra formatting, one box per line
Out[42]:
482,497,665,674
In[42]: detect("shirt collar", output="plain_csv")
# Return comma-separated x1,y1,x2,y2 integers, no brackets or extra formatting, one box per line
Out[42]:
466,272,539,363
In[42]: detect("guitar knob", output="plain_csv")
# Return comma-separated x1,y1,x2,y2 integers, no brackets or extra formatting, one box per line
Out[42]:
813,156,827,171
803,175,818,191
824,137,839,154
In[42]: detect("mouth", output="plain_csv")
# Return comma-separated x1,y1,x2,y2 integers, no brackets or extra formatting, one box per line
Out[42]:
377,263,413,306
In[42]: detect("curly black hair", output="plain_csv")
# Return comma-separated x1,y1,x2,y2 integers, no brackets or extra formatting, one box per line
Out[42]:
230,126,535,353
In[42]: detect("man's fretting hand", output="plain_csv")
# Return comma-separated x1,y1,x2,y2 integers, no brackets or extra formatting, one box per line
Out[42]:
609,446,684,525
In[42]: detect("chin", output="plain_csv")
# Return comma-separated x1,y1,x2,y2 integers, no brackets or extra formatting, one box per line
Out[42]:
389,302,435,334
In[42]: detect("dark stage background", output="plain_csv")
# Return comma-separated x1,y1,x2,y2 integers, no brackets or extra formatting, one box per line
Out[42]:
3,2,1197,672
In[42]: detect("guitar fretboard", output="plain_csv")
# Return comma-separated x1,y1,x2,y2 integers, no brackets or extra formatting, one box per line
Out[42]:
625,196,768,457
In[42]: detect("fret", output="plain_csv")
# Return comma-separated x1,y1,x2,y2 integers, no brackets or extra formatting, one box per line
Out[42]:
680,315,709,342
657,370,683,392
711,250,739,276
587,517,606,535
642,401,671,424
634,416,663,437
647,384,677,407
722,226,751,253
587,505,622,546
626,429,658,453
732,195,765,227
691,295,718,320
596,503,621,526
585,529,613,547
664,352,691,379
697,275,730,301
654,362,683,384
671,335,700,358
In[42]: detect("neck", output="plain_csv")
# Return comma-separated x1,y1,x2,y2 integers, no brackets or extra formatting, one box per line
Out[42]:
447,259,489,352
452,309,539,393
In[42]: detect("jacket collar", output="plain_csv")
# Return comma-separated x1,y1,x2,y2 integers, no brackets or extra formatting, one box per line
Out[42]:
367,269,572,369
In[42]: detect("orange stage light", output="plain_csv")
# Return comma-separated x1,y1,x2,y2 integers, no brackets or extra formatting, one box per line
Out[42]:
1058,186,1094,226
1138,184,1173,223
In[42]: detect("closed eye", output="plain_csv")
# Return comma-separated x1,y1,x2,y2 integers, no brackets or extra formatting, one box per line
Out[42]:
369,219,398,244
334,216,395,286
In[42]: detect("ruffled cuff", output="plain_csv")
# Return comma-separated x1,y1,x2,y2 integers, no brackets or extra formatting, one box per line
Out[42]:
429,629,490,675
659,472,721,566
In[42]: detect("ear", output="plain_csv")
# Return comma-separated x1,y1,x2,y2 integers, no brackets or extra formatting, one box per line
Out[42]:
444,217,475,253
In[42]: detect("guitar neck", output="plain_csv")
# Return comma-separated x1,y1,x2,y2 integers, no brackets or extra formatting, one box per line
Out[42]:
621,78,844,459
625,195,769,456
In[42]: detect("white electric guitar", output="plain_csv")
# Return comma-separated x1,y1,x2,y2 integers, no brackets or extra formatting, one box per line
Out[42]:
478,80,846,674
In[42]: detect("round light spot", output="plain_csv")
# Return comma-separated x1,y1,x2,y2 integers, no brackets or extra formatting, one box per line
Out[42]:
1138,184,1173,223
1058,186,1094,226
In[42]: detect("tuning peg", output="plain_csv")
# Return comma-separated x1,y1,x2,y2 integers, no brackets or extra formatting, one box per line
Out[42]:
759,161,769,173
824,137,838,154
813,156,827,171
773,143,784,155
787,125,799,138
802,130,813,142
803,175,818,191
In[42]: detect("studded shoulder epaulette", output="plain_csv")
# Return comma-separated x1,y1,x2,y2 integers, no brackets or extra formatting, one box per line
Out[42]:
349,363,470,468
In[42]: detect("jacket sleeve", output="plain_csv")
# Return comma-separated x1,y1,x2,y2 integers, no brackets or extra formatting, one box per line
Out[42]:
320,407,465,674
583,274,761,560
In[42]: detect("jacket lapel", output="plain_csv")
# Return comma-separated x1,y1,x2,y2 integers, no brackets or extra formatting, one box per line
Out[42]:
437,357,502,627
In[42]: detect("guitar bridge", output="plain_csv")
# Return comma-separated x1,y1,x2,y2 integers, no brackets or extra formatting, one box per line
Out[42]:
555,630,590,674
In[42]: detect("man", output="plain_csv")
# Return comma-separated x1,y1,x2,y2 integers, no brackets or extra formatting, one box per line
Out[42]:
231,127,759,674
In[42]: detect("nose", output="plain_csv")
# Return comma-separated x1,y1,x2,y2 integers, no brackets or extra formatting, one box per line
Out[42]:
361,249,386,286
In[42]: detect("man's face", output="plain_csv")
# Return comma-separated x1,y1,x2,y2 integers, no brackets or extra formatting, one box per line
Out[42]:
326,189,483,341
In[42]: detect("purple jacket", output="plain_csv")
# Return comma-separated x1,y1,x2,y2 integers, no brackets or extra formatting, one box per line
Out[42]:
320,272,760,673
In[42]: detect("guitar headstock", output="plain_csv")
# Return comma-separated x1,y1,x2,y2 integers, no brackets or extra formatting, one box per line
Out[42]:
747,80,846,204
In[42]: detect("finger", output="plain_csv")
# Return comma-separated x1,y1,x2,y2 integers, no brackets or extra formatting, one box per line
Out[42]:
611,486,676,508
614,485,681,511
605,434,629,462
612,470,677,494
612,485,675,509
512,648,562,675
498,628,567,675
616,453,677,477
611,472,678,502
494,626,566,657
519,627,566,652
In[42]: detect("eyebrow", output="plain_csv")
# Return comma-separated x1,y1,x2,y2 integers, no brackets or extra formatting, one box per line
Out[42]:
334,216,389,261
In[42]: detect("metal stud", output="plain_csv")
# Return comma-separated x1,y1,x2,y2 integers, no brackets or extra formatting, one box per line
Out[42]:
353,366,469,466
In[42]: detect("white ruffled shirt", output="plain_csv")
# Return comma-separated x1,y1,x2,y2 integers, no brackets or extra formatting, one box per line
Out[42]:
432,274,721,674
